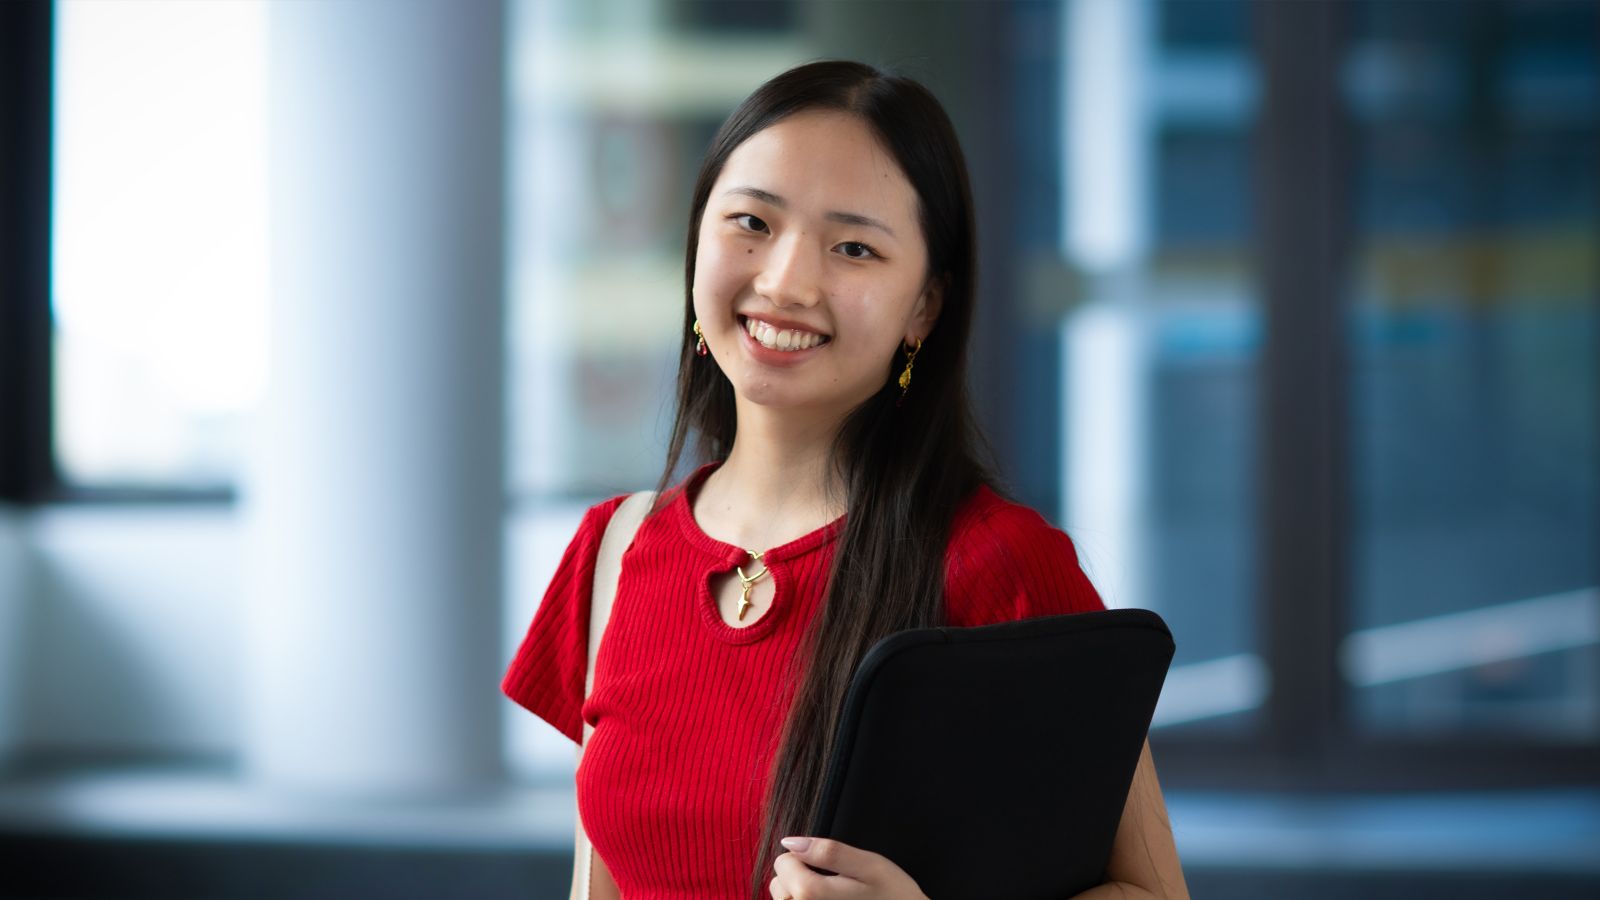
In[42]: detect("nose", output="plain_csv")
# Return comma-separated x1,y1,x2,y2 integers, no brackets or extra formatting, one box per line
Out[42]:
752,232,824,308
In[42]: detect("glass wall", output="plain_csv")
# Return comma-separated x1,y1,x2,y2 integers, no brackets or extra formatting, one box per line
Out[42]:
1343,0,1599,739
1138,0,1262,734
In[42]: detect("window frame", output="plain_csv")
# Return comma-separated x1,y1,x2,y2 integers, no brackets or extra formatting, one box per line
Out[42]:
0,0,55,506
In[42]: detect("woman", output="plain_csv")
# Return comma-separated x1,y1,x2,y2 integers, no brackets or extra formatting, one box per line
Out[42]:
503,60,1188,900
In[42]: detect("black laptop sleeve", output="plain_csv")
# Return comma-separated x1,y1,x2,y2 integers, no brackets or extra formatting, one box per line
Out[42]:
811,608,1175,900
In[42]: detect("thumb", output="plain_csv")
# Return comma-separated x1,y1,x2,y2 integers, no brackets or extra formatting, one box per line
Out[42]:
779,836,863,878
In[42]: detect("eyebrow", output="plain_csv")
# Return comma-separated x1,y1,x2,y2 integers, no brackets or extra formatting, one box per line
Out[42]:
721,185,898,239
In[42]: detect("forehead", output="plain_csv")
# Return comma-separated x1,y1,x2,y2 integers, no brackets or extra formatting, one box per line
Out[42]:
712,110,920,232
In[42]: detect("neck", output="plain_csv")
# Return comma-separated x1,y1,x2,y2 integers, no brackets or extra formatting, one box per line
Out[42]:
694,401,848,553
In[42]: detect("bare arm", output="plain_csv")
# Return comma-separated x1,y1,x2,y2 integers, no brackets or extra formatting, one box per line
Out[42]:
571,743,621,900
1069,738,1190,900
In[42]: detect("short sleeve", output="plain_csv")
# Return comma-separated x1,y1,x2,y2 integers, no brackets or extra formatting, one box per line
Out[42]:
501,494,628,746
944,488,1106,627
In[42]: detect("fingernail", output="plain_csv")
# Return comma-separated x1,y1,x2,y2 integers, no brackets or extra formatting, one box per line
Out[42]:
780,836,811,853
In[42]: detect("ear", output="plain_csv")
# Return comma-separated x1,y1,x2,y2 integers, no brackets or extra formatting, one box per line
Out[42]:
907,275,944,344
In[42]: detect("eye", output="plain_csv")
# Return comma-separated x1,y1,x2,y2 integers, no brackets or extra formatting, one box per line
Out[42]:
838,241,880,261
729,213,769,233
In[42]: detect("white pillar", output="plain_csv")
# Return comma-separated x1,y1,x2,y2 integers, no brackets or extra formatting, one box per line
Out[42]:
241,0,505,796
1059,0,1156,612
1061,0,1152,270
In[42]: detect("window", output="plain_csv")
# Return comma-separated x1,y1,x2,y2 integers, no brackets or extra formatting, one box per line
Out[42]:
51,0,267,491
1069,0,1265,735
1343,0,1599,740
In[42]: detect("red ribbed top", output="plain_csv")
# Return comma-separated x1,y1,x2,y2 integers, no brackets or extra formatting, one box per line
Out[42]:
501,461,1105,899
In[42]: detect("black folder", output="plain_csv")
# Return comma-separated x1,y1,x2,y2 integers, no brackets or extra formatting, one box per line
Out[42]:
812,608,1174,900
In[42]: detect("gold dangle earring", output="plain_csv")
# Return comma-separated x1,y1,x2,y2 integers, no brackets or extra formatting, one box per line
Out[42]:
897,338,922,405
693,320,708,357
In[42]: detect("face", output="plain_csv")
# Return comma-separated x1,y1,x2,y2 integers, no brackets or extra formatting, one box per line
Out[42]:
692,109,942,418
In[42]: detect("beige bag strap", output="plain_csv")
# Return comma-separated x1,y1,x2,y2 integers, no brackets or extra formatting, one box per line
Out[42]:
584,490,654,720
574,490,655,900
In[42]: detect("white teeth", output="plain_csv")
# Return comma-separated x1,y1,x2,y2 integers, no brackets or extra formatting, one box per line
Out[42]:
743,317,828,352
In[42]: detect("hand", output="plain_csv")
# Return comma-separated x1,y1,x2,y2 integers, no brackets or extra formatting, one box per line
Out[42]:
768,836,929,900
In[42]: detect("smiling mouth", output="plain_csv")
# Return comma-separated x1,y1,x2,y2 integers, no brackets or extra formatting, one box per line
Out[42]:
740,316,832,352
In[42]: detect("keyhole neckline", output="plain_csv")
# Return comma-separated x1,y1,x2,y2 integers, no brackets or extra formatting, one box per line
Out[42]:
672,460,846,568
673,461,846,643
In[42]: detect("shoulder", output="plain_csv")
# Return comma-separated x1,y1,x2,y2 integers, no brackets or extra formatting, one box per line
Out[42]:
499,491,630,745
584,492,633,535
499,490,644,746
944,484,1106,624
531,492,640,607
564,492,637,557
945,484,1069,575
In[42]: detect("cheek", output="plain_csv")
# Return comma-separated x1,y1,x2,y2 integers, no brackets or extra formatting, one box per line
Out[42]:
831,298,907,370
689,249,719,320
691,238,744,311
841,288,915,342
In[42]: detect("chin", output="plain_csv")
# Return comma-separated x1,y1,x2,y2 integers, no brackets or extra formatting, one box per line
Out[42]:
733,379,874,420
737,383,814,410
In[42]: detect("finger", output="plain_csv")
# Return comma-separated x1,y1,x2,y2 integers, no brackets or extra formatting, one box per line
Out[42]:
768,872,791,899
780,837,884,883
773,850,837,896
773,849,820,882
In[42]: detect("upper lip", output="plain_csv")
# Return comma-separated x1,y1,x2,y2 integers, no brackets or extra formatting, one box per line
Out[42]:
738,312,832,337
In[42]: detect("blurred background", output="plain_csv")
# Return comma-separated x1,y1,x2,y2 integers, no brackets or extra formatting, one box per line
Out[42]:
0,0,1596,896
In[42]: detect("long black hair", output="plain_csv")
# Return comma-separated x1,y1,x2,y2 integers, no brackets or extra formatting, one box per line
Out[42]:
646,59,997,900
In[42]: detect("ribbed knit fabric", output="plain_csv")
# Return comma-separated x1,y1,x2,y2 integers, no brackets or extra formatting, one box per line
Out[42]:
501,460,1106,899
